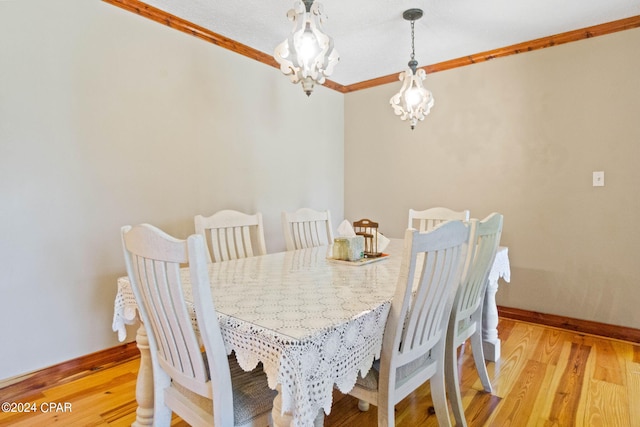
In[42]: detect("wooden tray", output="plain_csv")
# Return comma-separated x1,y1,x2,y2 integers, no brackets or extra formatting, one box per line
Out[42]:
327,253,390,266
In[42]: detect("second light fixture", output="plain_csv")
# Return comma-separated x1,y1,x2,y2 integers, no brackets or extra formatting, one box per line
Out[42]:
390,8,435,130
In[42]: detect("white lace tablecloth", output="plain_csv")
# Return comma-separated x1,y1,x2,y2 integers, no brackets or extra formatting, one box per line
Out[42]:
489,246,510,285
481,246,511,362
113,242,404,427
113,240,511,426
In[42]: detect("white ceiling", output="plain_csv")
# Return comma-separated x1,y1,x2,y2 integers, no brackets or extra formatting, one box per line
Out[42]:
142,0,639,87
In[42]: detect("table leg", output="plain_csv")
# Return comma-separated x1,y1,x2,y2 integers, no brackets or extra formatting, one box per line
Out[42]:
272,385,324,427
482,279,500,362
313,409,325,427
272,385,292,427
133,324,154,427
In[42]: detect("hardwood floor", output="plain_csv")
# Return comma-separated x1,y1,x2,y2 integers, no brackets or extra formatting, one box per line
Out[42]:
1,318,639,426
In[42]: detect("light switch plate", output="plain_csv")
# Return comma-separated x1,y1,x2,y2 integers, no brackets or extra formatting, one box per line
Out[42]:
593,171,604,187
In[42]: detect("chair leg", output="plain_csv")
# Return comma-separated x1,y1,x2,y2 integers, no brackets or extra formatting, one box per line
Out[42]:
152,370,173,427
431,360,453,427
470,328,492,393
151,354,172,426
377,400,395,427
444,342,465,427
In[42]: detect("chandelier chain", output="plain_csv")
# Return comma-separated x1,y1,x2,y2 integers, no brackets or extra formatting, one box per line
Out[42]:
410,20,415,60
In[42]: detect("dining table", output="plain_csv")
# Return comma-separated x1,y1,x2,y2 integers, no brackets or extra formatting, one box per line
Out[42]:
112,239,510,427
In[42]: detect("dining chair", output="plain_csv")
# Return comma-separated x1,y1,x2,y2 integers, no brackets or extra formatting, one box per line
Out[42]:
281,207,334,251
408,207,470,232
347,220,471,427
194,209,267,263
445,213,503,427
121,224,275,427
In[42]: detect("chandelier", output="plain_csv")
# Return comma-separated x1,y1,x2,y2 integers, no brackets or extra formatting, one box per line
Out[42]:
274,0,339,96
390,9,434,129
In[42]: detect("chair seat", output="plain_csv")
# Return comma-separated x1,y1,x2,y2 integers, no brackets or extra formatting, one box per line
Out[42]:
171,355,276,426
456,317,475,338
355,353,434,392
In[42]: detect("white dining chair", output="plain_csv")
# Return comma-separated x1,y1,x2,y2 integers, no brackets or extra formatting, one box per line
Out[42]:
347,220,470,427
121,224,275,427
281,208,334,251
408,207,470,231
194,210,267,263
446,213,503,427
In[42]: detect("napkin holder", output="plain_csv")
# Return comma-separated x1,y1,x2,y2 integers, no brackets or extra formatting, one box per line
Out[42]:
333,235,365,261
353,219,382,258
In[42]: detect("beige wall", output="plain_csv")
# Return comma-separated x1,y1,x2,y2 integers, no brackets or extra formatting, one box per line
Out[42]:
345,28,640,330
0,0,344,381
1,0,637,384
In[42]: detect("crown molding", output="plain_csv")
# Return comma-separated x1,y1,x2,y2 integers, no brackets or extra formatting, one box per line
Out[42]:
345,15,640,93
101,0,346,92
102,0,639,94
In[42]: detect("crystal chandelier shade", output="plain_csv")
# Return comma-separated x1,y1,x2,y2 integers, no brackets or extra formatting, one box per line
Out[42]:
274,0,339,96
389,9,434,129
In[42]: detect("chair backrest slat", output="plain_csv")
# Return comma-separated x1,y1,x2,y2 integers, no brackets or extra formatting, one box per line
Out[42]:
456,213,503,321
408,207,470,232
121,224,235,425
240,226,253,258
194,210,267,263
122,225,209,390
387,221,469,367
282,208,334,251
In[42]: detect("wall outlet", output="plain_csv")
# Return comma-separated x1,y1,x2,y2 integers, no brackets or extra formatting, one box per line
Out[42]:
593,171,604,187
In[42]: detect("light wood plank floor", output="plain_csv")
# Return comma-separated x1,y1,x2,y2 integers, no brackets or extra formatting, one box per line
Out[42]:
1,318,639,426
